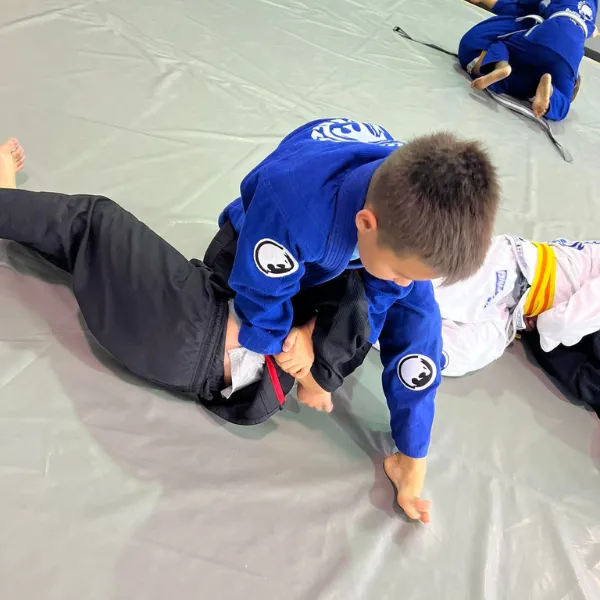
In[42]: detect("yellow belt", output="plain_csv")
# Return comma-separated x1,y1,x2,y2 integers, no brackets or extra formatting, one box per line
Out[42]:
523,243,557,318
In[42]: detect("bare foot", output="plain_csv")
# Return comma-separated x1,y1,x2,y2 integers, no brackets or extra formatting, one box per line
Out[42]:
296,384,333,413
532,73,552,118
0,138,25,189
383,452,430,523
471,62,512,91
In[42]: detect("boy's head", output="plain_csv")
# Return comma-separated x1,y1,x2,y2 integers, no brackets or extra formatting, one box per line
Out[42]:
356,132,499,286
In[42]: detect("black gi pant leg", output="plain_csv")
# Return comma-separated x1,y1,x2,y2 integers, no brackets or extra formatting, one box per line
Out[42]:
523,330,600,417
291,271,373,393
0,189,227,398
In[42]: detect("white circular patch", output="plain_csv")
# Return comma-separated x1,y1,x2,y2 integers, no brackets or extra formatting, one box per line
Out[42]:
397,354,437,391
579,1,594,20
254,239,299,278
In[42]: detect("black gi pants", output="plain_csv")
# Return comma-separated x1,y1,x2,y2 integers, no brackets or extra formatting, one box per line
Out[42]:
0,189,373,425
523,331,600,417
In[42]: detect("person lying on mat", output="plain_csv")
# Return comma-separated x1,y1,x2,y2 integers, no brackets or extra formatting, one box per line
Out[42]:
461,0,598,119
430,234,600,377
216,117,499,523
522,326,600,417
0,140,356,424
0,137,398,478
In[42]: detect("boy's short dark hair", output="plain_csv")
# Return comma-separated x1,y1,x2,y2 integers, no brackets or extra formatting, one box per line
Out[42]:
367,132,499,285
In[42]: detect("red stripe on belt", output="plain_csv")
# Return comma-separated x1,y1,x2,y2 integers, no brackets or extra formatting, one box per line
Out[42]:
265,356,286,405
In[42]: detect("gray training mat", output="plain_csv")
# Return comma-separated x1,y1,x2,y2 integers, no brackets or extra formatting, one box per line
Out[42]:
2,0,600,598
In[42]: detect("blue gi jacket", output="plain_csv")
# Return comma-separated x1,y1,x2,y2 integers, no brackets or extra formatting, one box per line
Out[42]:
493,0,598,73
219,118,442,458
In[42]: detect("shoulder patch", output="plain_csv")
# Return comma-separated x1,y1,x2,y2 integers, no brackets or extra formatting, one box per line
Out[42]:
310,118,402,147
397,354,437,390
578,1,594,21
254,239,299,278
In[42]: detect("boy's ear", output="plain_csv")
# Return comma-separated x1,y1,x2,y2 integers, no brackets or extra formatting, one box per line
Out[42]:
356,207,378,233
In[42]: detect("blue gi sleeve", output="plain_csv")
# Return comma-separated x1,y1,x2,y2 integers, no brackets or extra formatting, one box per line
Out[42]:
228,182,308,356
377,281,442,459
492,0,542,16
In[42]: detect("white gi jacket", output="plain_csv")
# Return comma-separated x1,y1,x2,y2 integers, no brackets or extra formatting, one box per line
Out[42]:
432,235,600,377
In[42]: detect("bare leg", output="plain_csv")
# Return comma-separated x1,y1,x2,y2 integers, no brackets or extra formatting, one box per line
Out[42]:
0,139,25,189
532,73,553,118
472,60,512,90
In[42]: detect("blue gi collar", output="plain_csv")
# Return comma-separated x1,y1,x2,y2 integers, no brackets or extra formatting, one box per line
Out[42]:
332,158,386,268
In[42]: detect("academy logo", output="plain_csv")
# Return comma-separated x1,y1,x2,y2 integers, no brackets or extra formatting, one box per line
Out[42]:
551,238,600,251
441,350,449,372
397,354,437,391
311,118,403,147
578,1,594,21
484,269,508,308
254,239,299,278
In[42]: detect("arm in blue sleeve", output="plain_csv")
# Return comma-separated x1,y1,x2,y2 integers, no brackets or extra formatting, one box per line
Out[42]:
229,190,307,356
378,281,442,458
492,0,542,16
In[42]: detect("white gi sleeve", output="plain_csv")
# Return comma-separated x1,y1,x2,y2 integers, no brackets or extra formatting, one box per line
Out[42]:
537,278,600,352
441,318,509,377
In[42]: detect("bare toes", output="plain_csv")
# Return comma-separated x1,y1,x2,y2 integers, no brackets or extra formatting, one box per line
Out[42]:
0,138,18,154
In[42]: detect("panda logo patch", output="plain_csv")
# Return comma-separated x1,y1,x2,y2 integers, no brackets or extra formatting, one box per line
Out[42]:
397,354,437,390
578,1,594,21
254,239,299,278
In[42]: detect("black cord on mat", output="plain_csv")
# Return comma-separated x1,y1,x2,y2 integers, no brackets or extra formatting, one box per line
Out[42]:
392,25,573,163
393,26,458,58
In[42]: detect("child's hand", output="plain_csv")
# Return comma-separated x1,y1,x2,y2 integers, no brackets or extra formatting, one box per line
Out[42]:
275,326,314,378
383,452,430,523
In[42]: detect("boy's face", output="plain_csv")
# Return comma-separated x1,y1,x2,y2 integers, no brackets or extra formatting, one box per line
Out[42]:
356,208,438,287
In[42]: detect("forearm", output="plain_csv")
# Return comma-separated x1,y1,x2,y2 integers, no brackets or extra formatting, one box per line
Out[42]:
235,298,290,355
379,282,441,460
296,371,327,394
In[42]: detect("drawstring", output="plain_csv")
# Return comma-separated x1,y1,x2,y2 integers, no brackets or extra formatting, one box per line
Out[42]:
392,25,573,163
393,25,459,57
